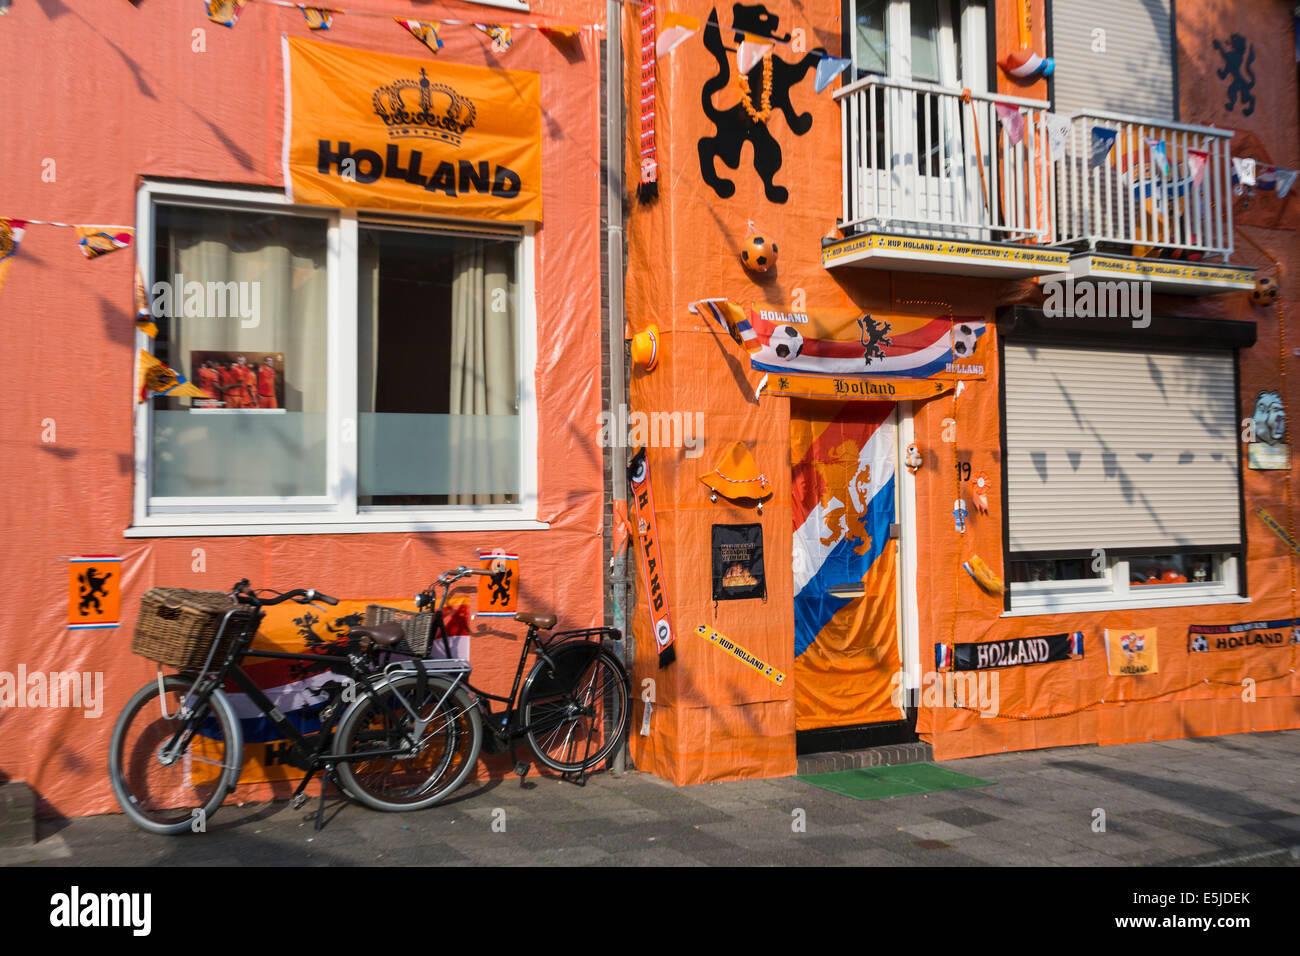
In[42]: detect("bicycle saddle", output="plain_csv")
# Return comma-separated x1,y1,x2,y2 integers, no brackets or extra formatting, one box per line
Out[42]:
514,611,556,630
349,622,405,646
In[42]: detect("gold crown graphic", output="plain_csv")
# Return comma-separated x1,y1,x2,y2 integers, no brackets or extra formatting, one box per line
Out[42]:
372,69,477,145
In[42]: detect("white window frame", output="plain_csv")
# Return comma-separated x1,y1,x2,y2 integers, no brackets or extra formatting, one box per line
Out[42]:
129,179,544,537
1005,552,1245,616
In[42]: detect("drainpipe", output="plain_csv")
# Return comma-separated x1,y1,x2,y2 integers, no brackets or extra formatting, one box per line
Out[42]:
604,0,631,774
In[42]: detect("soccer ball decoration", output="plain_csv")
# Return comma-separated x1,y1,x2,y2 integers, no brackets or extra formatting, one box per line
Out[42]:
771,324,804,361
1252,276,1279,307
741,232,778,273
952,322,979,359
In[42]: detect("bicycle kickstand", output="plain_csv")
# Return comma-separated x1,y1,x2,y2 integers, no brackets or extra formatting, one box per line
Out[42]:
314,764,334,831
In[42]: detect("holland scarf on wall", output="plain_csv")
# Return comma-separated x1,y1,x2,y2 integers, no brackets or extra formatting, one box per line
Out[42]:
628,446,676,666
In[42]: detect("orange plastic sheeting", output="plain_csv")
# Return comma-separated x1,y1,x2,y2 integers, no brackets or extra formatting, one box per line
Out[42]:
792,401,904,730
0,5,604,818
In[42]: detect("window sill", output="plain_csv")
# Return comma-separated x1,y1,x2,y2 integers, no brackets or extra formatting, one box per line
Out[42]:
125,517,551,537
1001,594,1251,617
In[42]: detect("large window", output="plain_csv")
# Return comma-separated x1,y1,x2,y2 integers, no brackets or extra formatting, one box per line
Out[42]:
132,181,539,535
1003,342,1244,612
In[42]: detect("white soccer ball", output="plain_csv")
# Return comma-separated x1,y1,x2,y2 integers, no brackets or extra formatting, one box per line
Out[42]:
772,324,804,361
952,323,978,359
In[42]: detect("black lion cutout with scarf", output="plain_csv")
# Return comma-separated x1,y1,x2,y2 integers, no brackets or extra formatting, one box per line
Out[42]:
697,4,825,204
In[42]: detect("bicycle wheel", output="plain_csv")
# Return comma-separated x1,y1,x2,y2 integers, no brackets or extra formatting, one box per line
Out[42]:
108,674,243,836
333,673,481,812
521,643,630,773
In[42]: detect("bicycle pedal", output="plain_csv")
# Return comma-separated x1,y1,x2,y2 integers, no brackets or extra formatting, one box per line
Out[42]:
290,793,308,810
513,760,529,778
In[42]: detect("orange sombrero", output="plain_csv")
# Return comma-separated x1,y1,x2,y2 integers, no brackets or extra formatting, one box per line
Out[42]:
699,441,771,502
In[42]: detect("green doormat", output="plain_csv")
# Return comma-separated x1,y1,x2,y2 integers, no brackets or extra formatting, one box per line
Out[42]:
798,764,993,800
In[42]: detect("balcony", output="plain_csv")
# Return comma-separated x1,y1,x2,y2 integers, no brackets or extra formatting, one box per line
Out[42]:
825,81,1254,294
825,75,1069,279
1047,111,1254,294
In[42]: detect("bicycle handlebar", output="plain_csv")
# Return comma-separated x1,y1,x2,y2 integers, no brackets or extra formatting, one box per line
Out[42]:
231,581,339,607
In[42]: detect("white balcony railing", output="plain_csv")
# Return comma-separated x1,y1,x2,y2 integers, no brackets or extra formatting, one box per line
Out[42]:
1053,111,1235,261
834,76,1053,244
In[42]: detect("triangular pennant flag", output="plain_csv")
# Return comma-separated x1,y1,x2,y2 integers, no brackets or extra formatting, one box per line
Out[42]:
299,5,332,30
814,55,852,94
475,23,513,52
1256,164,1277,191
138,351,207,402
134,267,156,337
995,102,1024,146
0,218,27,296
395,17,443,54
1145,138,1170,177
539,25,582,40
1089,126,1118,167
1045,112,1069,156
1276,168,1298,199
736,36,773,74
1187,148,1209,189
1232,156,1257,186
76,226,133,259
656,12,700,57
205,0,245,28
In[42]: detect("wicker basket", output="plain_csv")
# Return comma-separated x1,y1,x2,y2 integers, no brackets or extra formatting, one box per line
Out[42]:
364,604,437,657
132,588,254,671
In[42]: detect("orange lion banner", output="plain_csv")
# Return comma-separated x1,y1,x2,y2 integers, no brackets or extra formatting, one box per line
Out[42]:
283,36,542,221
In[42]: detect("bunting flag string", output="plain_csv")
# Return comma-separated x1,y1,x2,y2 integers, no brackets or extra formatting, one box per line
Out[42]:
474,23,513,52
995,102,1024,146
299,5,331,30
395,17,443,54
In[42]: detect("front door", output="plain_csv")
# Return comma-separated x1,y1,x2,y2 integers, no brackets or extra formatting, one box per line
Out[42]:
791,400,905,730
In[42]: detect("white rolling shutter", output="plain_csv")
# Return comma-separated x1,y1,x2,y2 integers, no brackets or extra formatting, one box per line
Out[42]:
1004,344,1241,554
1050,0,1175,121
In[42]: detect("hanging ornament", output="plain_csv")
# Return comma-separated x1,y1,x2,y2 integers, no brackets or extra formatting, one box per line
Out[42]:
740,224,778,274
1251,276,1279,306
905,443,922,474
630,324,661,371
952,498,968,534
962,555,1005,594
971,471,990,514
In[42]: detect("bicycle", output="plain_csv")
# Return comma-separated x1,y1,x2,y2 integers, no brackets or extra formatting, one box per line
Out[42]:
409,567,631,786
109,581,481,835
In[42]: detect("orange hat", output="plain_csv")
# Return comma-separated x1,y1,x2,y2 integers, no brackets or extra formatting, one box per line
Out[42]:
630,324,660,371
699,441,771,501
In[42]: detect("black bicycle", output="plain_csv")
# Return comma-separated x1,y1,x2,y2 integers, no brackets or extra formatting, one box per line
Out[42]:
412,567,631,785
109,581,480,835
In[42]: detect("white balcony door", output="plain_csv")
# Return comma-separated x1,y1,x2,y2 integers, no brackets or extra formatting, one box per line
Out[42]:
850,0,988,235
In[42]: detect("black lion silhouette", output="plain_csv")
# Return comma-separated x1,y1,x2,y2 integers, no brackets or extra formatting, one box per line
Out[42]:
697,4,825,204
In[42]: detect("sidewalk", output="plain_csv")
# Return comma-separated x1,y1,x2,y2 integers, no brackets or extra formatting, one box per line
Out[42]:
7,730,1300,867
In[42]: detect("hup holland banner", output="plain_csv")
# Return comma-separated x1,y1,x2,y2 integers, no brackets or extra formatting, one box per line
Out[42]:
283,36,542,221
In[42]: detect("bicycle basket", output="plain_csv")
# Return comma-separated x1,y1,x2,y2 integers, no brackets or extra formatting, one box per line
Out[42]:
364,604,437,657
131,588,254,671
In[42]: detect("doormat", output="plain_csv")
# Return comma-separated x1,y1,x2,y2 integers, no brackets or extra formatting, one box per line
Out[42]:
798,764,994,800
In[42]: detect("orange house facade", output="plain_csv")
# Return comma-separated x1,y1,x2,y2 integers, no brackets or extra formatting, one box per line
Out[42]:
0,2,609,816
622,0,1300,782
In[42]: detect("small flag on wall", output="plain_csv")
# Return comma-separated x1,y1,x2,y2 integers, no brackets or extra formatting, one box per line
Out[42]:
134,267,156,337
475,23,512,51
205,0,245,28
299,5,332,30
138,350,208,402
1232,156,1257,187
1145,138,1170,177
1089,126,1118,167
475,551,519,617
1277,168,1299,198
75,226,133,259
814,56,852,94
0,218,26,296
68,556,122,630
539,25,582,40
995,102,1024,146
656,11,700,56
395,17,443,54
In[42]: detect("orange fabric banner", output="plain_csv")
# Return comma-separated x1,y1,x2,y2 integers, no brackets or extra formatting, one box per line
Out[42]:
283,36,542,221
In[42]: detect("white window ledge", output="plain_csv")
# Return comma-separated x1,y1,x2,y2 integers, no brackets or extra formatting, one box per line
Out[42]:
1002,594,1252,617
126,518,551,538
